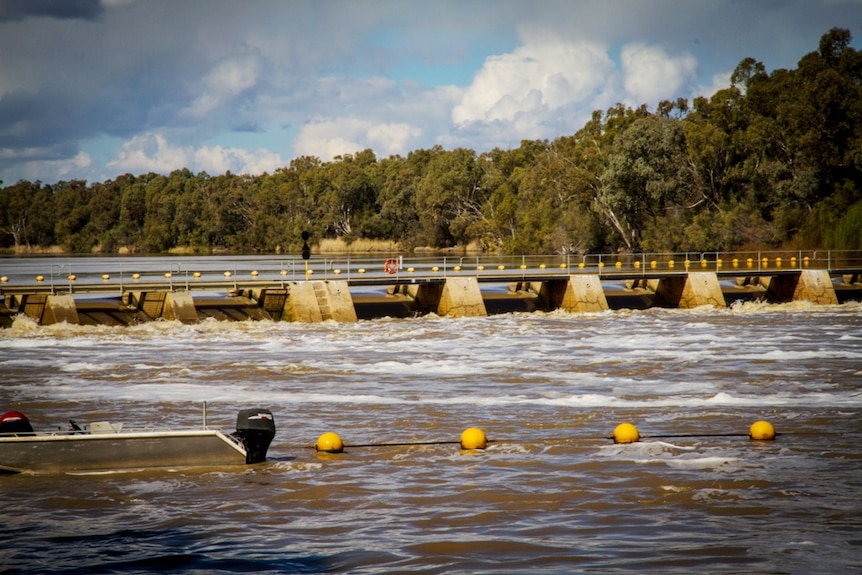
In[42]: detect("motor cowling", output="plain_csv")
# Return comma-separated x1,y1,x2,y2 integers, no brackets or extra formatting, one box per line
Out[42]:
233,408,275,464
0,411,33,435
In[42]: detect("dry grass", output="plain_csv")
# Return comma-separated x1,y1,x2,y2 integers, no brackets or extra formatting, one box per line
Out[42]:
317,238,402,253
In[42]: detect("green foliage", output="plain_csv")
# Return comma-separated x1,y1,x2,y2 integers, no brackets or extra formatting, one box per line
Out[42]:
2,28,860,255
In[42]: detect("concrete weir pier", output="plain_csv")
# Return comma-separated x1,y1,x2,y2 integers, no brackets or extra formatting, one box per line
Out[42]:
0,268,857,328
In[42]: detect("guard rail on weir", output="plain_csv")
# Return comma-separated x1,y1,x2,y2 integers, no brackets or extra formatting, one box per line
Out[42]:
1,250,861,327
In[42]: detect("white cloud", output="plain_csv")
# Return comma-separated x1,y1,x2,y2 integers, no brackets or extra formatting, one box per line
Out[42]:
106,132,283,176
696,70,733,99
452,33,616,126
367,122,422,155
184,55,263,119
0,148,93,185
293,118,421,160
620,43,698,105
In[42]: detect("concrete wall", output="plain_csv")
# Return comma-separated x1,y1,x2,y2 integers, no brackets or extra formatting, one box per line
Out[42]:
42,295,79,325
763,270,838,304
1,269,849,328
652,272,726,308
531,275,608,312
279,280,357,322
407,278,487,317
162,292,198,323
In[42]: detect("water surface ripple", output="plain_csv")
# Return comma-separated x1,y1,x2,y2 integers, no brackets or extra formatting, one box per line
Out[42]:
2,302,861,574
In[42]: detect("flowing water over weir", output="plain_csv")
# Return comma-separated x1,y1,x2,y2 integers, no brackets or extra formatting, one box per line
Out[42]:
2,299,862,573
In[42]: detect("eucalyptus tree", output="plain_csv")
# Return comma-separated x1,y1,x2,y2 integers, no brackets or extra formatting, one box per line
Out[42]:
319,149,379,241
0,180,55,249
371,152,424,245
413,146,483,247
598,112,692,250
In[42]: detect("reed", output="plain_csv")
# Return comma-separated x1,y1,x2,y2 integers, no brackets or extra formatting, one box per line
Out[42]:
317,238,402,253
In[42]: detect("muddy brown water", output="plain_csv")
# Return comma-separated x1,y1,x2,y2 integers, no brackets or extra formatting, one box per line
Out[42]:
1,300,861,574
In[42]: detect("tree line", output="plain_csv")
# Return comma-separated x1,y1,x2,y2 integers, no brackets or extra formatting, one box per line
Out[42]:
2,28,861,255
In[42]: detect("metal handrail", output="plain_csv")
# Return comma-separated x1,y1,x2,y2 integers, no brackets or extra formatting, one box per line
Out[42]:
1,250,861,293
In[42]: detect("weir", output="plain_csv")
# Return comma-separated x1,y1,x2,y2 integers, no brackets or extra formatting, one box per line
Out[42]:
0,269,856,328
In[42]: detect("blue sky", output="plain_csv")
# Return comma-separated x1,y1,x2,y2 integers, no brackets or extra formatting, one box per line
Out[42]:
1,0,860,185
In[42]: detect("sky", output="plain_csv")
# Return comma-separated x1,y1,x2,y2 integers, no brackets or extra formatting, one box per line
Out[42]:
1,0,861,186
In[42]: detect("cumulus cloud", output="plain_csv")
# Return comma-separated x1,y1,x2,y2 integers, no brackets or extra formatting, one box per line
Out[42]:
184,55,263,119
107,132,284,176
3,150,92,183
452,33,616,127
696,70,733,99
620,43,698,105
294,118,422,160
1,1,851,185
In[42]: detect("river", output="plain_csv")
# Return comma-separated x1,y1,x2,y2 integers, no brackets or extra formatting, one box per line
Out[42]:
1,282,861,573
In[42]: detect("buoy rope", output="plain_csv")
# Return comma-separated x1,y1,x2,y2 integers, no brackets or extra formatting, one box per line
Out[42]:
639,433,753,439
345,440,462,448
294,433,804,450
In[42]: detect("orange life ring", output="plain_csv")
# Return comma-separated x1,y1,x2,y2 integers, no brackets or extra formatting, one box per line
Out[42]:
384,258,398,275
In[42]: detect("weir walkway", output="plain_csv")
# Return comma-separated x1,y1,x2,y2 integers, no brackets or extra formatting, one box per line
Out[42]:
1,250,861,327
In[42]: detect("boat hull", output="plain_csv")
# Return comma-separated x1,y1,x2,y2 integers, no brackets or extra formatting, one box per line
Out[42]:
0,430,248,474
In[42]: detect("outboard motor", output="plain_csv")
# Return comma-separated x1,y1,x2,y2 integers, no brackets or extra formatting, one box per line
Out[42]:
0,410,34,435
233,408,275,464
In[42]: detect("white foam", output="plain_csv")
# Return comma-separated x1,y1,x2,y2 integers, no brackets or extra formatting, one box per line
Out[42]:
664,456,743,471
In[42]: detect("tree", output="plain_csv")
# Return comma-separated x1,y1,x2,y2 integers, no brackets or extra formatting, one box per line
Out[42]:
598,114,693,250
413,146,482,247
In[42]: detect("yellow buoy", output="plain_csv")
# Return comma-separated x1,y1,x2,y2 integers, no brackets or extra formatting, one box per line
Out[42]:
460,427,487,450
36,275,44,282
250,270,259,277
316,432,344,453
453,266,461,272
101,274,110,281
193,272,201,279
612,422,640,444
224,271,232,278
132,273,140,280
0,276,6,283
749,420,776,440
68,275,76,281
164,273,172,279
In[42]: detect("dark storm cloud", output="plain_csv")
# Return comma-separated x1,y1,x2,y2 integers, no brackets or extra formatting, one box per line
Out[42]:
0,0,104,22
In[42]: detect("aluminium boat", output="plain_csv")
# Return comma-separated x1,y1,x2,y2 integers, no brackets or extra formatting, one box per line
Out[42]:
0,407,275,474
